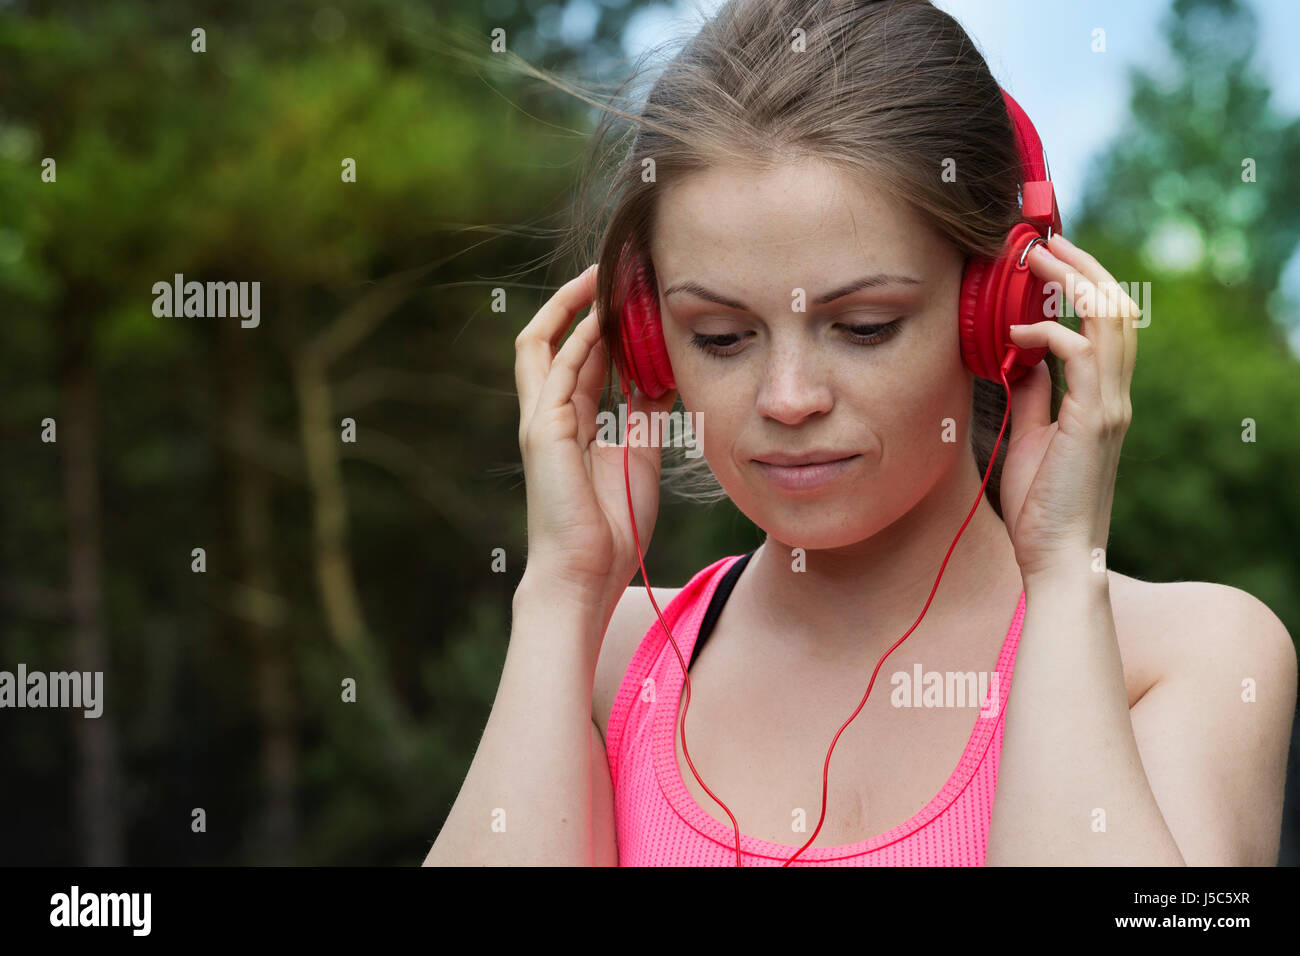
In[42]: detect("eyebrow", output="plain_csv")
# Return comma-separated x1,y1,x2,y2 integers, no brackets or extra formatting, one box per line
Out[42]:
662,273,922,310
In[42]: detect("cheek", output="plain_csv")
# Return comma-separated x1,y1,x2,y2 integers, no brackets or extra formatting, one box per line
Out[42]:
888,321,973,434
678,393,739,467
663,340,718,403
875,369,974,474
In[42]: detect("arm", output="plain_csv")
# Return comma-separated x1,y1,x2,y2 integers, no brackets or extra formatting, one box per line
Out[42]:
1126,584,1295,865
986,564,1188,865
432,263,674,865
423,574,611,866
986,569,1297,865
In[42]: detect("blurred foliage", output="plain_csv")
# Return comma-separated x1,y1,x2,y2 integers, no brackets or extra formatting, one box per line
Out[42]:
0,0,1295,866
1072,0,1300,633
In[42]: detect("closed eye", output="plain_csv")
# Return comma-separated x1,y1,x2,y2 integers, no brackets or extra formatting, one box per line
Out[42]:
843,319,904,345
688,318,904,357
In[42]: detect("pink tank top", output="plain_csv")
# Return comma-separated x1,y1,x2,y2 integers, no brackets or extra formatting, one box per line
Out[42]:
604,553,1027,866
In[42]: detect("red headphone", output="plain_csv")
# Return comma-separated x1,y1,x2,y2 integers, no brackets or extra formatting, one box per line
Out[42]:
610,88,1060,866
614,87,1061,397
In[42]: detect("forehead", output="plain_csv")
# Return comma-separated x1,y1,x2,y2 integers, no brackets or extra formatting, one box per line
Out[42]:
649,157,947,282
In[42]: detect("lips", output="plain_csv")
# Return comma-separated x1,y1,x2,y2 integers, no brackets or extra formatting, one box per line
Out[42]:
752,453,862,492
752,451,858,466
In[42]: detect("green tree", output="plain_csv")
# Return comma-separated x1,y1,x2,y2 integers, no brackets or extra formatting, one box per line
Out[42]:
1070,0,1300,636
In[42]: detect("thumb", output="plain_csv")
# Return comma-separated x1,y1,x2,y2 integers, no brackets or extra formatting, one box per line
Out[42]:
1006,357,1052,436
629,385,679,445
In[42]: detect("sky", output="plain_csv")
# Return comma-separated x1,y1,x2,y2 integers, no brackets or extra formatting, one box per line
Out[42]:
549,0,1300,348
611,0,1300,223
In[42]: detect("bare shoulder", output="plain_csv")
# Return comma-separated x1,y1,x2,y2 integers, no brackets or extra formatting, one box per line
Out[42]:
1106,569,1296,705
591,584,683,739
1105,569,1296,864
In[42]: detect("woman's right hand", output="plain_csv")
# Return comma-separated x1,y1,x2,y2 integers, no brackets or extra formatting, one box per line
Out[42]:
514,264,679,616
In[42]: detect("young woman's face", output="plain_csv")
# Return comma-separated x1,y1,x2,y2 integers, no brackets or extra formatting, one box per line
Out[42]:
649,156,974,549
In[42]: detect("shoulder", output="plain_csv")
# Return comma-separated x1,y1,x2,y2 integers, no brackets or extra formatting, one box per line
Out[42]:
1107,569,1295,695
1107,569,1296,864
591,584,683,737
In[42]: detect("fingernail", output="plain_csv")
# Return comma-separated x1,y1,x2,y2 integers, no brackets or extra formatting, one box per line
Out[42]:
1052,234,1074,249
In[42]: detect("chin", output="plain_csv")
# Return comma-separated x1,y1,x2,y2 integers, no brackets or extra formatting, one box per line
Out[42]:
736,496,885,553
785,521,882,551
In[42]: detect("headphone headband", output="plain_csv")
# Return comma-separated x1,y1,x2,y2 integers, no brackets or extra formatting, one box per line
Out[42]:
999,87,1050,184
999,87,1061,237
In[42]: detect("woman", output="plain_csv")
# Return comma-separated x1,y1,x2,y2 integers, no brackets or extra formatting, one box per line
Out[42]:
426,0,1294,866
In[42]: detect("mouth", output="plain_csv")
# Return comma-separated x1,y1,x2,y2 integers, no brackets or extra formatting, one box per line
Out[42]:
752,453,861,491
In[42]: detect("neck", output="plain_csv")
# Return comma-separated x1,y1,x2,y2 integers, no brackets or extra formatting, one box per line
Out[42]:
744,451,1022,661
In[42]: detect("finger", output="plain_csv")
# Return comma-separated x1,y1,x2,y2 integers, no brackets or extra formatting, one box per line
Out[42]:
1027,243,1125,409
627,378,679,448
572,306,610,449
535,307,607,421
1045,232,1113,291
1048,231,1139,352
1007,319,1101,413
1122,318,1137,400
1045,234,1137,401
1045,235,1142,401
618,383,679,499
515,264,598,433
1006,356,1052,435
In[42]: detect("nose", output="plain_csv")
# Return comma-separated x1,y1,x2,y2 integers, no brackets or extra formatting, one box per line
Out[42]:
753,336,834,426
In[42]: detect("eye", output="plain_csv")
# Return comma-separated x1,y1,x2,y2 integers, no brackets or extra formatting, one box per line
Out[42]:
688,331,750,356
687,319,905,358
841,318,904,345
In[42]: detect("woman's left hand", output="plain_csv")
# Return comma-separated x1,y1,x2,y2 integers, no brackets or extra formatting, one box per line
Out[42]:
998,232,1140,584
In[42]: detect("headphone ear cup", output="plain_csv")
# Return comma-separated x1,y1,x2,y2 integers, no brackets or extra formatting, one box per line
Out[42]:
617,261,676,399
959,224,1054,383
958,257,991,379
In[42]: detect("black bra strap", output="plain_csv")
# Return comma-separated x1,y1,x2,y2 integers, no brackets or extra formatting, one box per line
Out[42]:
688,549,756,672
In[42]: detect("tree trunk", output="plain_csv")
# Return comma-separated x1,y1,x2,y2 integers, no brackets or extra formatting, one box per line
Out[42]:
220,321,297,864
59,304,124,865
292,354,412,764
